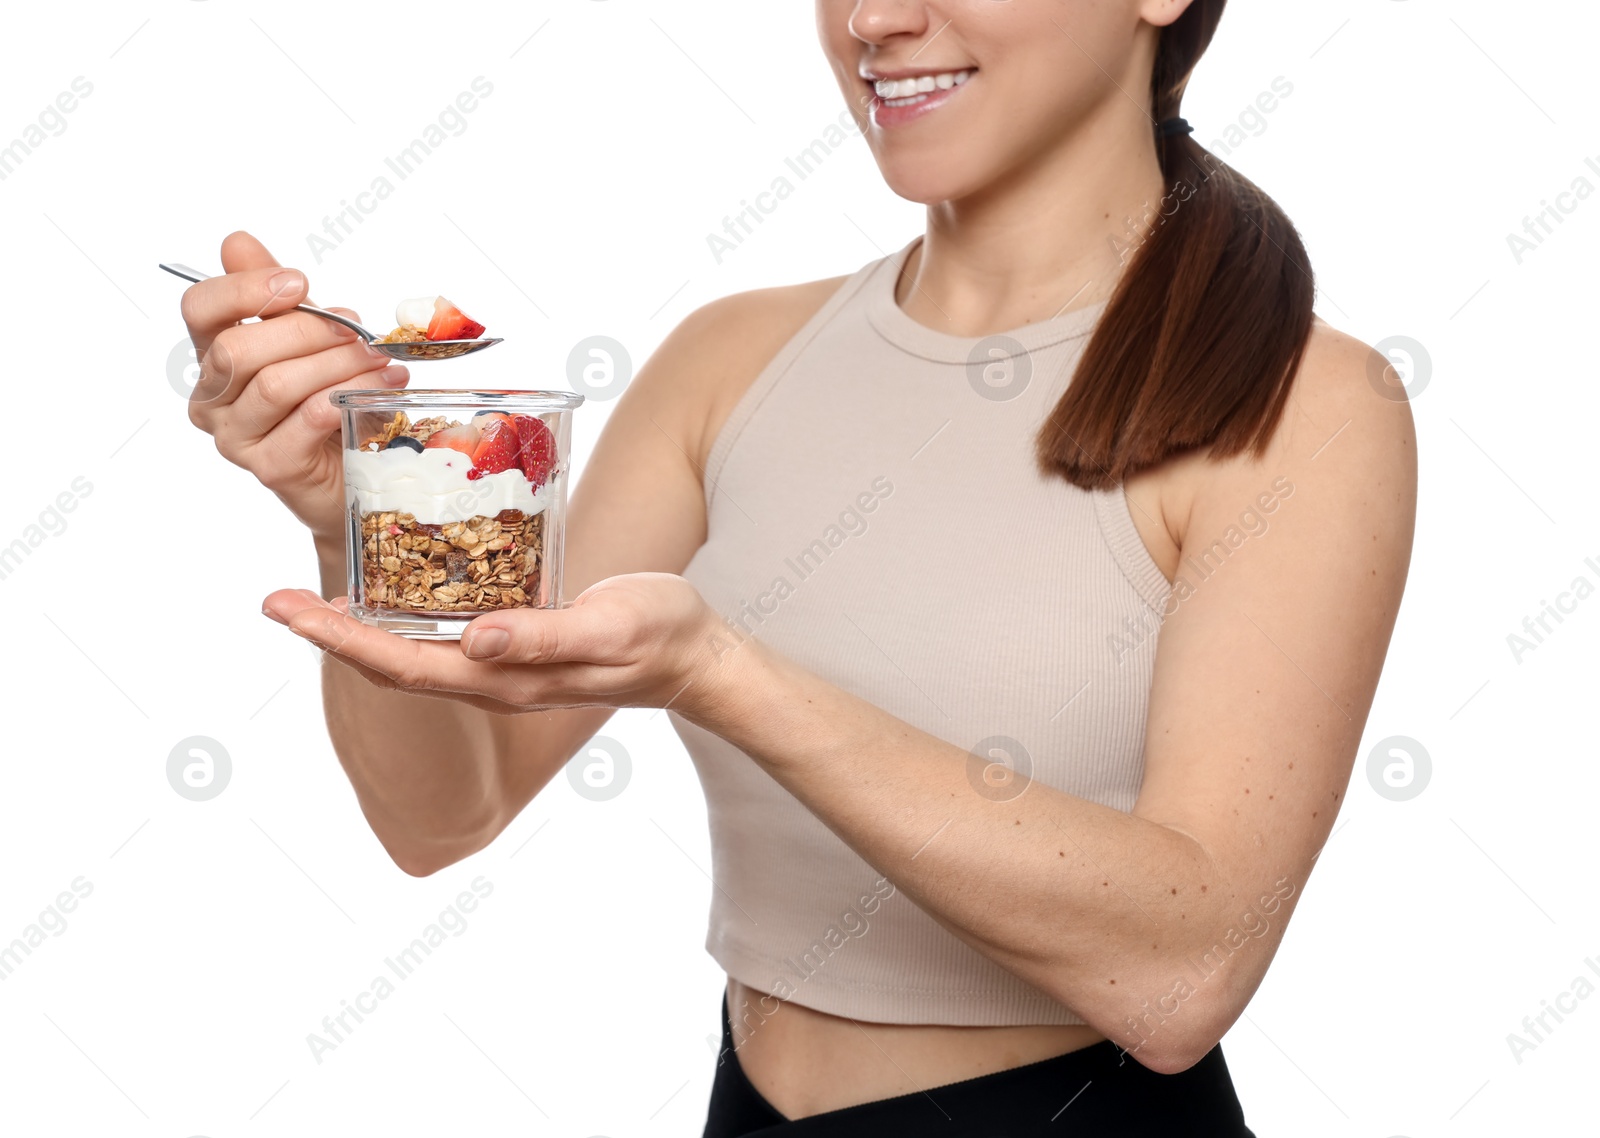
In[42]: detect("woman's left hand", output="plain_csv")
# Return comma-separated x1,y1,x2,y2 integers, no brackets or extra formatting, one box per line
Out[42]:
261,573,730,716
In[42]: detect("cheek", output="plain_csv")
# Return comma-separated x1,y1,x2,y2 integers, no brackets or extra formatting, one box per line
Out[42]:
951,49,1088,165
1008,13,1125,107
1000,0,1145,110
814,2,856,62
815,20,864,106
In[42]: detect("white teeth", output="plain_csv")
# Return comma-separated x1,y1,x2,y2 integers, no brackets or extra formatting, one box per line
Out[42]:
873,69,972,100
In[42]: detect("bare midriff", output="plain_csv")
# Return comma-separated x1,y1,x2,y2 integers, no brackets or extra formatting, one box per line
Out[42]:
724,977,1109,1120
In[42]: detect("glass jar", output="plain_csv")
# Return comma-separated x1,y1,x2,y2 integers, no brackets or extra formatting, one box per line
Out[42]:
330,389,585,638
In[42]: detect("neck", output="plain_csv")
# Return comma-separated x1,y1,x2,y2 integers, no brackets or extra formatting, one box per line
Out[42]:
897,103,1168,336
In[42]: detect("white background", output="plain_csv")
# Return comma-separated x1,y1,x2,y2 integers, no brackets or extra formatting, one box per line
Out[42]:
0,1,1595,1135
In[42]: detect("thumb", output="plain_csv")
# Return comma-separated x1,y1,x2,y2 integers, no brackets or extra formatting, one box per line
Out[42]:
219,230,282,274
220,229,321,312
460,605,617,665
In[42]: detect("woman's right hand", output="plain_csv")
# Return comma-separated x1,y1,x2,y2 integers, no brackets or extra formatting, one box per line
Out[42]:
180,230,409,545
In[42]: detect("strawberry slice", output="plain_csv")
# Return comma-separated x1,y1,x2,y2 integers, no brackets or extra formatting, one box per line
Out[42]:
423,423,480,457
513,414,557,486
468,419,520,477
426,297,486,342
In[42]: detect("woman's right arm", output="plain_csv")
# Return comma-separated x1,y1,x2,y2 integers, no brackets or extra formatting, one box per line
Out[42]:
184,231,830,875
306,291,729,877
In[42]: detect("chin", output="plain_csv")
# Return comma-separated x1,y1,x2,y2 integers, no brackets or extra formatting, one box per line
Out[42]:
867,127,999,205
872,151,1004,208
863,103,1034,207
877,167,969,205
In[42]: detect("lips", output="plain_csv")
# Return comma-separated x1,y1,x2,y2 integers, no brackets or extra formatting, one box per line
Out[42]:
864,68,975,129
871,68,975,101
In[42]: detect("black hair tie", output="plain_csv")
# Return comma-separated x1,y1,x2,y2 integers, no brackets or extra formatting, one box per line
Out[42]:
1156,117,1194,139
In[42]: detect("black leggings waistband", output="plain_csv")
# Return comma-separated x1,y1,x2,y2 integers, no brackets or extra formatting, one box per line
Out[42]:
703,993,1255,1137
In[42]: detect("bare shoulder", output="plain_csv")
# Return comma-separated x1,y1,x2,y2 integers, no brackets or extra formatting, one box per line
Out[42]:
1274,317,1417,465
1129,318,1418,574
1185,317,1418,529
651,274,854,470
683,274,856,348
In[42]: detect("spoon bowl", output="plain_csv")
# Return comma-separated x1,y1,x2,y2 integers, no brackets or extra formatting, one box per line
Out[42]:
158,263,503,360
363,337,503,361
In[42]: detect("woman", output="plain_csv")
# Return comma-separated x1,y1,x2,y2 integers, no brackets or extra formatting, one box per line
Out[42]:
177,1,1415,1133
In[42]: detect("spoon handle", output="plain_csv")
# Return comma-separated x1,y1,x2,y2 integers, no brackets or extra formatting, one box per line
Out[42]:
289,303,375,341
156,262,376,342
158,263,209,284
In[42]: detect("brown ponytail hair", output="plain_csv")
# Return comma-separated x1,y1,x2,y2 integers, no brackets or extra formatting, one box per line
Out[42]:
1036,0,1315,490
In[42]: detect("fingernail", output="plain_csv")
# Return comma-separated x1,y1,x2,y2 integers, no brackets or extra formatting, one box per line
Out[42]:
463,628,511,658
266,270,305,301
261,604,288,626
378,365,409,386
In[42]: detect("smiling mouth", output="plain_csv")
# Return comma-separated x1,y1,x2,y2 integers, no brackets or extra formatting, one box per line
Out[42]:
870,69,975,108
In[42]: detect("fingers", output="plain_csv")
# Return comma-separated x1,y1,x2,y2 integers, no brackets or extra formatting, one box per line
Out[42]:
459,604,620,665
181,229,350,358
240,362,405,497
262,589,614,711
268,590,499,694
262,587,339,625
220,330,404,434
252,362,407,467
181,265,312,356
192,306,378,414
265,592,422,691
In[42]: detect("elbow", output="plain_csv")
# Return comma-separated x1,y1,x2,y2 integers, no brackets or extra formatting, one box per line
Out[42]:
1126,1033,1224,1077
381,824,493,878
374,804,505,878
1110,1010,1231,1076
391,850,450,878
1040,972,1234,1077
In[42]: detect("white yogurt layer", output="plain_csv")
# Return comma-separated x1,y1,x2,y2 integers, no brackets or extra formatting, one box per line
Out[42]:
345,445,551,523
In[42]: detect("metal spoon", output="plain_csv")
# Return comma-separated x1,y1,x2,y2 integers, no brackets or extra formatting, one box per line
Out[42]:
158,263,503,361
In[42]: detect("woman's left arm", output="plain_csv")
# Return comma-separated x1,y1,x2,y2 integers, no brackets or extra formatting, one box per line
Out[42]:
277,326,1415,1072
679,325,1418,1071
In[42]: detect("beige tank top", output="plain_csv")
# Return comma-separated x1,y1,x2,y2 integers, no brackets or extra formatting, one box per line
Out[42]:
669,236,1172,1026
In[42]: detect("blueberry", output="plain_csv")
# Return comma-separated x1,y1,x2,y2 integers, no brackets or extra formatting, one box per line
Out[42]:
385,435,424,452
471,409,504,420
